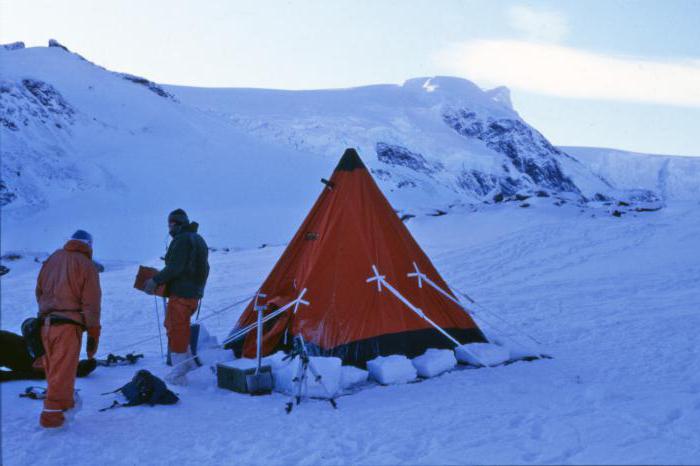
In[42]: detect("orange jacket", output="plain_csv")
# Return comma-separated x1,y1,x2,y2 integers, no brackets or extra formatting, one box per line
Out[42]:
36,240,101,330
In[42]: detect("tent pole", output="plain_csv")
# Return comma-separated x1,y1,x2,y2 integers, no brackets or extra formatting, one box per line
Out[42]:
153,296,165,363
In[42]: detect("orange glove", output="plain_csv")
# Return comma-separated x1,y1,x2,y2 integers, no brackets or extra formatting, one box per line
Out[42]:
86,326,101,359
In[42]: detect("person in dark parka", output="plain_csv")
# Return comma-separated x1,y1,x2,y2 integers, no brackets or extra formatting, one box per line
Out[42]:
144,209,209,385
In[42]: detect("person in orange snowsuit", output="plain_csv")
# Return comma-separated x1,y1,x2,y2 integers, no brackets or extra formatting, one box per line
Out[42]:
35,230,101,428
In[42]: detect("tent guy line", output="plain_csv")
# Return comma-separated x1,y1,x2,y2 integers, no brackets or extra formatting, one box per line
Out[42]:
366,264,463,348
222,289,309,348
107,292,256,356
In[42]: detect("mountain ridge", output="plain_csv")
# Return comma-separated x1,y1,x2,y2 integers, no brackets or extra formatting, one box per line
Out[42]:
2,42,698,258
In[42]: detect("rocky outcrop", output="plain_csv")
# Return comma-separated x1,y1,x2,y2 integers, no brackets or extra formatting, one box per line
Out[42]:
376,143,443,175
2,42,25,51
0,77,84,208
0,79,75,130
0,180,17,206
48,39,70,51
120,73,177,100
455,170,524,198
443,109,579,195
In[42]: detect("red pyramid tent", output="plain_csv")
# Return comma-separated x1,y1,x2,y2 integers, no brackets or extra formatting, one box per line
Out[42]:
229,148,486,366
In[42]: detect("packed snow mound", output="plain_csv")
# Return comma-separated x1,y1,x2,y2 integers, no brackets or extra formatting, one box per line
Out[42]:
340,365,369,388
412,349,457,377
367,355,418,385
455,343,511,367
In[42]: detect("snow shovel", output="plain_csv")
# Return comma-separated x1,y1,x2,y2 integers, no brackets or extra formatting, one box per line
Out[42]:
245,293,273,395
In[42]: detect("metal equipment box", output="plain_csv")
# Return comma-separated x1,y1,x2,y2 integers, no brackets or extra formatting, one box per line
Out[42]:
216,361,272,394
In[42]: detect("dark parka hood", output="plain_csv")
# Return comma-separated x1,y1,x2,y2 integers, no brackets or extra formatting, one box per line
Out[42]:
170,221,199,238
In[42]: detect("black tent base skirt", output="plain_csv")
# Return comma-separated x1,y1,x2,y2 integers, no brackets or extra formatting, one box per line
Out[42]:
228,327,487,368
304,327,488,368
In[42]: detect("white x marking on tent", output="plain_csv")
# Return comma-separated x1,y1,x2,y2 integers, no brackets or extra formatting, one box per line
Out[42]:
406,261,425,288
293,288,310,314
365,264,386,292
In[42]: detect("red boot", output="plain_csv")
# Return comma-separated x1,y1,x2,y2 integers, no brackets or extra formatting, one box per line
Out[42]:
40,409,65,428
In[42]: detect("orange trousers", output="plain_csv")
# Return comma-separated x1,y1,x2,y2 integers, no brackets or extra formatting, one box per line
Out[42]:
40,323,82,428
164,296,199,353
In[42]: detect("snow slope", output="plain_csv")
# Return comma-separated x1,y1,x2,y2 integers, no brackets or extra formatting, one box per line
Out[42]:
2,200,700,465
168,77,615,206
1,44,332,259
562,146,700,202
2,43,676,261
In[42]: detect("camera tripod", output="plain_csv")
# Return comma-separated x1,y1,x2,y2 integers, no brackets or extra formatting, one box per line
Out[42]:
284,335,338,414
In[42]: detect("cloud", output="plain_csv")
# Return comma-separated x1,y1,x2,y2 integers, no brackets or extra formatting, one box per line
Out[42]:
435,40,700,108
507,5,569,42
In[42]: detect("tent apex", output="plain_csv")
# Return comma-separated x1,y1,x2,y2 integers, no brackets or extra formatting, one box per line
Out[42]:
334,148,366,172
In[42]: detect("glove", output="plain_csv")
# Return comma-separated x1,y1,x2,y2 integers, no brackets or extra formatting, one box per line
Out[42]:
144,278,158,295
86,326,100,359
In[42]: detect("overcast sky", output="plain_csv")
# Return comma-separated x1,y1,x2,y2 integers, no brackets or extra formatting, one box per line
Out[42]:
1,0,699,156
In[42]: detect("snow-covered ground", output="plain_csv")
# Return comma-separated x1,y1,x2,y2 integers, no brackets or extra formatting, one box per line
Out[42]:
3,199,700,465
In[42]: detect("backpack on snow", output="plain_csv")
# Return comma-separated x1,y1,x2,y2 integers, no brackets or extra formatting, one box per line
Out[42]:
100,369,178,411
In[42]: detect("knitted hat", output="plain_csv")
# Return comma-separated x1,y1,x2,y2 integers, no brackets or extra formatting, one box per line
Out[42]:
71,229,93,247
168,208,189,225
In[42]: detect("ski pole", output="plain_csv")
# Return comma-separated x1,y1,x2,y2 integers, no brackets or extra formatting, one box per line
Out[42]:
153,296,165,363
195,298,203,321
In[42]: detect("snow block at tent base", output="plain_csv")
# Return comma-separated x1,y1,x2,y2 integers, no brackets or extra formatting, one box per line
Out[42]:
273,356,342,399
340,365,369,389
261,351,289,370
216,359,272,394
455,343,510,367
485,335,547,361
367,355,417,385
412,349,457,378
